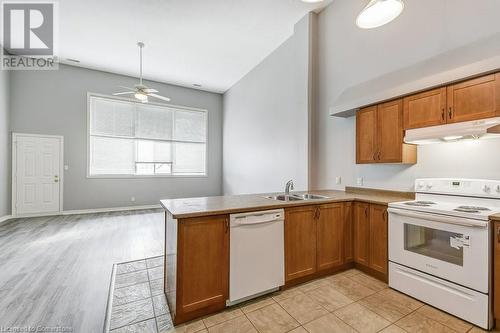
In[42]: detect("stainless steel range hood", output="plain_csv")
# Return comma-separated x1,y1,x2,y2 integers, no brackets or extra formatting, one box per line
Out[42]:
404,117,500,145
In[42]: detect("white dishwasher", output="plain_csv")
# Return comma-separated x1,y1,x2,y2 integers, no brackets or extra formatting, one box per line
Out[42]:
228,209,285,306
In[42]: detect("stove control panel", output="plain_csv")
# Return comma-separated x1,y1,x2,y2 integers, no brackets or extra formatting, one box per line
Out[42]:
415,178,500,198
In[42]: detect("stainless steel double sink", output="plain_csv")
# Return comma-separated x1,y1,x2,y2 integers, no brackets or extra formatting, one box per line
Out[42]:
263,193,329,202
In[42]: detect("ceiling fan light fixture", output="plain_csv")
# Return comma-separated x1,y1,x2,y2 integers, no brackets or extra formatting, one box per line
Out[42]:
134,92,148,101
356,0,404,29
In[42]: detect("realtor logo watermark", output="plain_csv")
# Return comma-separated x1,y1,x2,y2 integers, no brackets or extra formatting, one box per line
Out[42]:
1,0,58,70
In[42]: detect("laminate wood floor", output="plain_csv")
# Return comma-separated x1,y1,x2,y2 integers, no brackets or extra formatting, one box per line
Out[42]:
0,209,164,333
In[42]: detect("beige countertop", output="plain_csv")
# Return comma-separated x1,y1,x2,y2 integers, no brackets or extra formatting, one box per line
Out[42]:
491,213,500,222
160,189,414,219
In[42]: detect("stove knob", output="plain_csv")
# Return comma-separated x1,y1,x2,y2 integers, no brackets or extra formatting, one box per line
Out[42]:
497,185,500,193
417,182,424,189
426,183,433,190
483,185,491,193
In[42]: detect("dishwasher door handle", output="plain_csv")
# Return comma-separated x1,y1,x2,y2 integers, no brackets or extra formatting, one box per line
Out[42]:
234,214,282,225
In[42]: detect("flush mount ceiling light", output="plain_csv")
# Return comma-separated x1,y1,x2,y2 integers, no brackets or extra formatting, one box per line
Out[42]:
301,0,324,3
356,0,404,29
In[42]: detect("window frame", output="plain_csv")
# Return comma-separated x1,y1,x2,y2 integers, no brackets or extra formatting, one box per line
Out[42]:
86,92,209,179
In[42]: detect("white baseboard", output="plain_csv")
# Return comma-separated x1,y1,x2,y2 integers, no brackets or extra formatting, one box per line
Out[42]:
0,215,13,225
13,204,162,219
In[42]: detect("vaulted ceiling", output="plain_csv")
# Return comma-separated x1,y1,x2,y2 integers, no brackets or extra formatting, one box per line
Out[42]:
58,0,332,93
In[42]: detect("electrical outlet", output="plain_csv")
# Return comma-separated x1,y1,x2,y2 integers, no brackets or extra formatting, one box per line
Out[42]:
335,176,342,185
357,177,363,186
64,165,69,171
131,197,136,202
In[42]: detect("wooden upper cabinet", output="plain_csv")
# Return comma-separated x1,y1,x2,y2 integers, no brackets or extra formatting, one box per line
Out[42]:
356,100,416,164
343,202,354,263
353,202,370,266
285,206,317,282
177,215,229,318
403,87,447,129
356,106,377,163
377,100,404,163
316,203,344,272
369,205,388,275
447,73,500,123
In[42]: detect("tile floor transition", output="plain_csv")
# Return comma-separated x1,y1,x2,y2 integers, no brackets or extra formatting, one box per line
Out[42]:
106,258,497,333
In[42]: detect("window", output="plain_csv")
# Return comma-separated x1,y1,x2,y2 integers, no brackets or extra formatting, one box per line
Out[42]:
88,95,207,177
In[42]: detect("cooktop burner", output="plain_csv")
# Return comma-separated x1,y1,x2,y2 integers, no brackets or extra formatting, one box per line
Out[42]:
404,201,437,207
456,206,491,211
454,208,479,213
453,206,491,213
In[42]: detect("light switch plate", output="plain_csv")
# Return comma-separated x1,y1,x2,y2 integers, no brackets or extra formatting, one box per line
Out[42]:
357,177,363,186
335,177,341,185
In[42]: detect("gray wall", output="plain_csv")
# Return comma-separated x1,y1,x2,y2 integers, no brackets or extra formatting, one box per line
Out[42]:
222,14,314,195
10,64,223,210
313,0,500,191
0,70,9,217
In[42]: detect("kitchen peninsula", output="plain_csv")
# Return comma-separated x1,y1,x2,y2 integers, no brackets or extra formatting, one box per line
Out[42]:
160,188,414,325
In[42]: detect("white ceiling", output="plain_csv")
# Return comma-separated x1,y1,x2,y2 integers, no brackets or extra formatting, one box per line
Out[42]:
59,0,332,93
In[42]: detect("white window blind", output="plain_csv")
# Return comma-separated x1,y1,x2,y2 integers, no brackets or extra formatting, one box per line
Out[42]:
88,95,207,177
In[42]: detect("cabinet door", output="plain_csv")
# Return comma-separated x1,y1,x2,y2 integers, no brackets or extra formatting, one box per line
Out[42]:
447,73,500,123
494,222,500,320
377,99,404,163
369,205,388,274
177,215,229,316
317,203,344,271
285,206,317,282
403,87,447,129
343,202,354,263
353,202,370,266
356,106,377,164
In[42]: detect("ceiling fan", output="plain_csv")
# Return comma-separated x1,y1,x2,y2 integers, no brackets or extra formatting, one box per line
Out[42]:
113,42,171,103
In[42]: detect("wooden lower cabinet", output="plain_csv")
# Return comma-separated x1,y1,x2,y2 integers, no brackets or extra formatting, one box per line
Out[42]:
369,205,388,275
354,202,370,266
343,202,354,263
285,206,317,282
494,221,500,326
175,215,229,324
285,203,351,284
353,203,388,280
317,203,344,272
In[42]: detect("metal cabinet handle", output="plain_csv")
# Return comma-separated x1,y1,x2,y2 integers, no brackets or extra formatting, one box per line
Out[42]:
225,218,229,233
441,108,445,121
497,226,500,243
317,207,321,220
377,151,381,161
364,207,368,218
448,107,453,120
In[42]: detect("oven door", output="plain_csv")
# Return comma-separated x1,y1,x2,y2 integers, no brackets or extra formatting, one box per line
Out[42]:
388,208,490,293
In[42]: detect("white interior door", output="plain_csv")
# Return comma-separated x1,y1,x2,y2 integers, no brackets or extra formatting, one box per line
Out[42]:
14,134,63,215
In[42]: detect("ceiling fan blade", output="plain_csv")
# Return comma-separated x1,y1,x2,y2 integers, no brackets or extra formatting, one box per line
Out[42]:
113,91,135,95
119,86,136,91
148,93,171,102
143,88,158,93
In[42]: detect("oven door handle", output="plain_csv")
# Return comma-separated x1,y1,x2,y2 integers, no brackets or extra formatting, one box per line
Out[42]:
387,208,488,228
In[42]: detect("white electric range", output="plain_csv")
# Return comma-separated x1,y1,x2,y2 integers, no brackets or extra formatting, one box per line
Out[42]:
388,178,500,330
